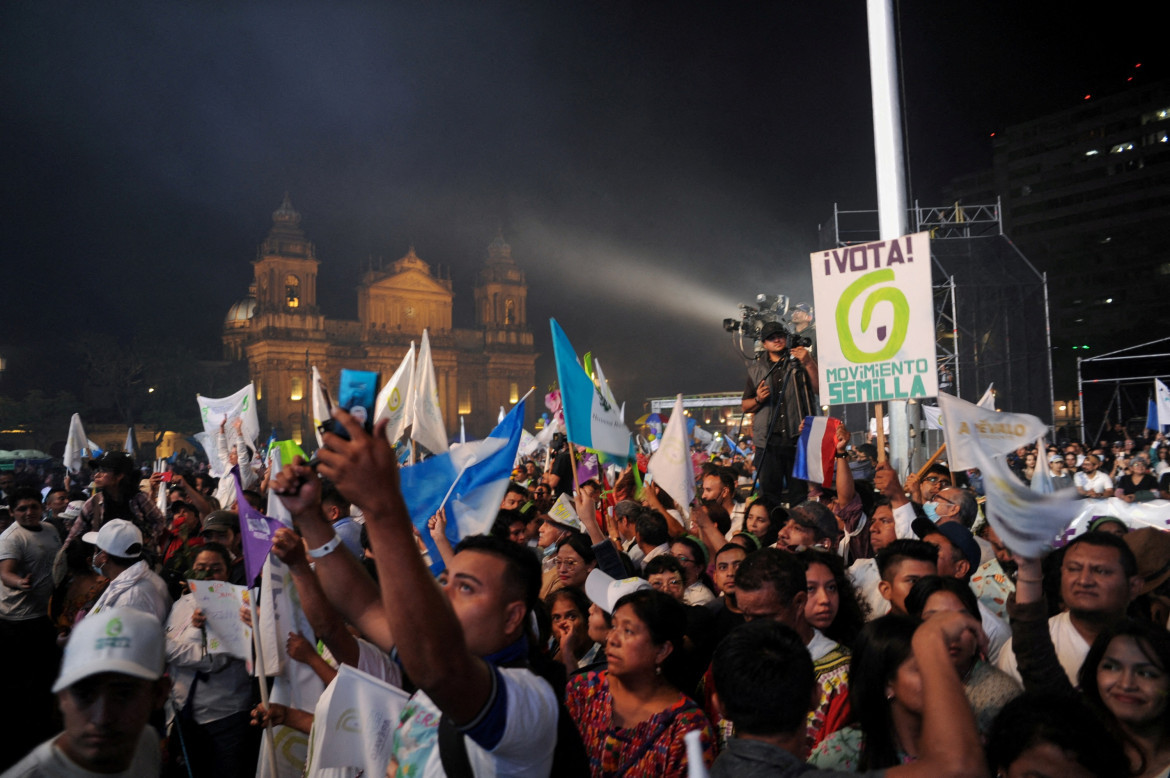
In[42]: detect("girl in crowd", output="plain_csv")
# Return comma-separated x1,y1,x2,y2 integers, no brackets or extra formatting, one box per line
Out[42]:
1080,621,1170,778
808,615,923,770
566,589,715,776
670,535,716,607
742,497,782,549
546,587,601,673
904,576,1021,734
798,548,867,648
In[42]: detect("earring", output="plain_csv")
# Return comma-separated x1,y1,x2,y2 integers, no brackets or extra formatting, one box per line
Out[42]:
655,665,662,676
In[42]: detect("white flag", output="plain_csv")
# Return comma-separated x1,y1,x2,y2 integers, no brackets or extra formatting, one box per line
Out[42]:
124,427,137,458
253,550,325,778
647,395,695,518
592,358,626,425
921,405,942,431
374,342,416,444
306,665,410,778
936,392,1047,472
311,366,330,449
977,383,996,410
937,393,1076,557
410,329,448,456
63,413,90,474
196,383,260,447
1157,379,1170,428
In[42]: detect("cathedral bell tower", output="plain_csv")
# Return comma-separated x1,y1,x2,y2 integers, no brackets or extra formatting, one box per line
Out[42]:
474,230,530,346
252,194,321,320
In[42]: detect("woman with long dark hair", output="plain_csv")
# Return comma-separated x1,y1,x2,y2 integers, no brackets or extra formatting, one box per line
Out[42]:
808,615,923,770
1010,553,1170,777
566,589,715,776
797,548,867,648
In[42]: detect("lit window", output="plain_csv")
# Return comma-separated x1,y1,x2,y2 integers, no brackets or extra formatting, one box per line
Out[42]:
458,388,472,416
285,275,301,308
1109,142,1134,154
1084,149,1099,156
290,377,304,401
509,382,519,404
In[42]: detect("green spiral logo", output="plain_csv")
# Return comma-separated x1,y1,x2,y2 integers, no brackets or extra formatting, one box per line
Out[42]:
835,269,909,363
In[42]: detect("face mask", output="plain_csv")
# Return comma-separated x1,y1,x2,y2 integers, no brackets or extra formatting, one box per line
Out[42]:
922,502,941,523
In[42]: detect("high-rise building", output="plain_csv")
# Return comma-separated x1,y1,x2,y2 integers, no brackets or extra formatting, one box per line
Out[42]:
223,195,536,442
985,79,1170,351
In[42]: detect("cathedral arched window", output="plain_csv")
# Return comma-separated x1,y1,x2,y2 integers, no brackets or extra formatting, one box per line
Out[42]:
504,299,516,325
285,275,301,309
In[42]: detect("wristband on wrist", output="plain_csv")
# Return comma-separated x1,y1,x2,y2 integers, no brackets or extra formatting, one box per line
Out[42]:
834,452,848,459
307,533,342,559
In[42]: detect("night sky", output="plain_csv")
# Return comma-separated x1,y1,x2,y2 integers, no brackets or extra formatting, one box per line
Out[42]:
1,1,1160,423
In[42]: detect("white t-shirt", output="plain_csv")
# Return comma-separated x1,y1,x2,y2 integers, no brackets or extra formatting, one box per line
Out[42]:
3,726,160,777
0,522,61,621
390,665,558,777
1074,470,1113,496
996,610,1089,685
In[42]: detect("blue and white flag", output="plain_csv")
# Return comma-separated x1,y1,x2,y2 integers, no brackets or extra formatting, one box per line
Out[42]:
550,319,630,464
399,400,526,572
793,416,842,488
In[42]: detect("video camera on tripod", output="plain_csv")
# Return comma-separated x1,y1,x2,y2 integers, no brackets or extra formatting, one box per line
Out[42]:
722,293,812,355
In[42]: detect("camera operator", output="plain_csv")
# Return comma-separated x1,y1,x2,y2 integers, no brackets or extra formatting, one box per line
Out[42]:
741,322,819,508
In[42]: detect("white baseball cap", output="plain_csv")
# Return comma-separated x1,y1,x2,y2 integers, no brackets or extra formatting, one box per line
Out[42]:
52,607,165,693
82,519,143,558
585,569,652,615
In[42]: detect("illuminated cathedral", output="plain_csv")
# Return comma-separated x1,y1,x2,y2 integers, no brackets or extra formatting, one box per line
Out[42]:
223,195,536,442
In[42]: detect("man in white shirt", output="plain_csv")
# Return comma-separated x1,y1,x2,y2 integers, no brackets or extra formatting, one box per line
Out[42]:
271,409,560,777
1074,454,1113,498
3,607,170,777
85,519,172,624
998,532,1141,684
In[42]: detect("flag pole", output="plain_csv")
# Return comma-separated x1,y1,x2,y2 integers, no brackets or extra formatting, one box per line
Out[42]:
569,442,582,493
875,405,887,464
249,590,279,778
914,443,947,480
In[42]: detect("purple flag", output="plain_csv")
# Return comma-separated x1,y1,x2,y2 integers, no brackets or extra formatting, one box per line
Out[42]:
231,466,282,587
576,451,600,485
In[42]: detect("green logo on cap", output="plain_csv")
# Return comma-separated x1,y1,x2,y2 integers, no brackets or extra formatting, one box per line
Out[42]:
106,618,123,637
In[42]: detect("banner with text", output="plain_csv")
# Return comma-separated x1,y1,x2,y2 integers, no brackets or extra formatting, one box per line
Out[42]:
811,232,937,406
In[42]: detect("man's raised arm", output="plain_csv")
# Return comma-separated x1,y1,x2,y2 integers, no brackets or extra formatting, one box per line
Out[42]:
315,410,494,725
272,459,393,650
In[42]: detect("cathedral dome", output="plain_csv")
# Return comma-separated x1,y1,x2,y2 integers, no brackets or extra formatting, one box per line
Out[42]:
225,296,257,327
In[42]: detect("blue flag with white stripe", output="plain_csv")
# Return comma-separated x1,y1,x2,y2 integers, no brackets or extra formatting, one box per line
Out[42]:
399,399,526,573
550,319,631,464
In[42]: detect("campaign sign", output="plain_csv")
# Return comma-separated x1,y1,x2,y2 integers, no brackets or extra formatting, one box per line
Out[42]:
811,232,938,406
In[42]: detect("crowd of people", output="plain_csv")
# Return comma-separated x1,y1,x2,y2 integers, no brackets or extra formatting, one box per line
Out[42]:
2,397,1170,778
